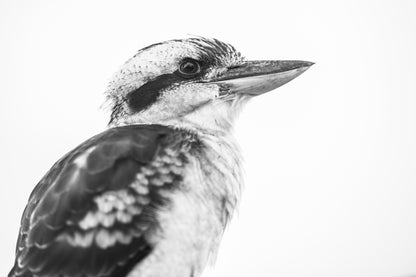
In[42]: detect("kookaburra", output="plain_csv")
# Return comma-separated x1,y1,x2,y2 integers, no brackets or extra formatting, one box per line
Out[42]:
9,37,312,277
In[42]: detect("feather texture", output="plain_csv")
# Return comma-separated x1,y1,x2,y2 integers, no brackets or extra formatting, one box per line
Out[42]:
9,125,191,277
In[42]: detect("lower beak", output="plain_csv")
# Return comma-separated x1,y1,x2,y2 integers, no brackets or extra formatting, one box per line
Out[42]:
209,60,314,96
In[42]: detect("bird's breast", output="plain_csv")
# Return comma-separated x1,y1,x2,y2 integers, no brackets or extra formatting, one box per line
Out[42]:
128,132,243,277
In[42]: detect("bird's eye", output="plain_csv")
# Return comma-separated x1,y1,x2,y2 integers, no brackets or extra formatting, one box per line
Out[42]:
178,59,201,77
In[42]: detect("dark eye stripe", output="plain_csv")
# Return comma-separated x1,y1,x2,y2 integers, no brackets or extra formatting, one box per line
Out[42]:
127,73,182,113
127,59,206,113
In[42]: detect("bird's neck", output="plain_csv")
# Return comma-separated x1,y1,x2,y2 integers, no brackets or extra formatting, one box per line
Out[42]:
112,97,249,137
163,96,250,137
163,103,234,137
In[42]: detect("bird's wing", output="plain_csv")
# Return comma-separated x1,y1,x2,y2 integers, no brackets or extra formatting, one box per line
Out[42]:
10,125,186,277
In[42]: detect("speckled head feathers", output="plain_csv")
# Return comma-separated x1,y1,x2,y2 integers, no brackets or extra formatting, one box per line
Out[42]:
105,37,245,127
105,37,312,132
184,37,243,66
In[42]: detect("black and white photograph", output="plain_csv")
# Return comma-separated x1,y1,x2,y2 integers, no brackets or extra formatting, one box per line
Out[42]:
1,1,415,277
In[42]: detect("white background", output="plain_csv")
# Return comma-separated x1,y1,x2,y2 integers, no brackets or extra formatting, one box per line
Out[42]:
1,1,416,276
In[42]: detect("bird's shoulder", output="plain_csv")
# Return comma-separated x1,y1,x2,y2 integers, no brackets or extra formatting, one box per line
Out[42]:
10,124,198,277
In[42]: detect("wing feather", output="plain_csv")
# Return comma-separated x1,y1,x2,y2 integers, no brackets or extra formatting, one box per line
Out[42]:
9,125,186,277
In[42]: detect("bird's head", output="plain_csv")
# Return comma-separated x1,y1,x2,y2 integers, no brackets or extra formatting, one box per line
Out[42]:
106,37,313,134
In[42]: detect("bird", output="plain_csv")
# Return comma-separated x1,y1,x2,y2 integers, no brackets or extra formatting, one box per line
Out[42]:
9,37,313,277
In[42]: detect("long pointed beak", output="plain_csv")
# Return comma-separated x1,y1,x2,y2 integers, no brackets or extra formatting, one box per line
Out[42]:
208,60,314,96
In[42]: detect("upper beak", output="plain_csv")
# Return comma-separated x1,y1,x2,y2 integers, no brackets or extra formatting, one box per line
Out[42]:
208,60,314,95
